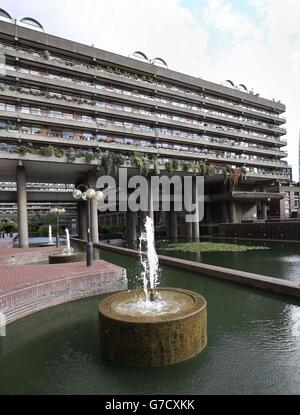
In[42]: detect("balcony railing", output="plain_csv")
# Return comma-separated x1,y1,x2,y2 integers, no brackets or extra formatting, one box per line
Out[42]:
1,42,286,123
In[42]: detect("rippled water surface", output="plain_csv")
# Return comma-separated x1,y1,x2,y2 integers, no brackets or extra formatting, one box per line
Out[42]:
0,247,300,395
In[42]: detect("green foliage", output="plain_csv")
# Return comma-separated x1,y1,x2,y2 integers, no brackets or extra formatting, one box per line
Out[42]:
38,224,50,237
0,143,8,151
84,151,96,163
163,242,269,253
28,219,39,233
55,149,65,158
39,145,55,157
101,152,124,176
66,147,77,162
132,152,150,176
0,221,18,233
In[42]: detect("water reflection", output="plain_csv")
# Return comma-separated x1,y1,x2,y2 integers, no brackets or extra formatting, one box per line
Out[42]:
1,247,300,394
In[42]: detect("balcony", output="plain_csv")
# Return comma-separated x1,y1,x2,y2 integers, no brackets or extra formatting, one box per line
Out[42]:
2,43,286,126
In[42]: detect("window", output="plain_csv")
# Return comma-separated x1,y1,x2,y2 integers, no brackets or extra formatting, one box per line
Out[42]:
63,130,74,139
21,106,30,114
31,107,41,115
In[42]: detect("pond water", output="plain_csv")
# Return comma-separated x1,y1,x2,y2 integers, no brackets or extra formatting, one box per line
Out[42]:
1,245,300,395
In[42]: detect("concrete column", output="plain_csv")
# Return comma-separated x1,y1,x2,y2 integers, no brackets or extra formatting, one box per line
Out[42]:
222,202,229,224
229,202,237,224
185,219,193,240
261,202,268,220
88,170,99,243
192,176,200,241
77,201,87,240
16,165,29,248
127,211,137,241
169,207,178,240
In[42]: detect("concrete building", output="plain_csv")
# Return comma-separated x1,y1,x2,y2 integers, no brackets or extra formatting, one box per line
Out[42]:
0,9,288,246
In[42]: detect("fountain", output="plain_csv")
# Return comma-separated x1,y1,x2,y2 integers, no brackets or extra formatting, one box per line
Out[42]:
39,225,56,247
48,228,85,264
99,216,207,367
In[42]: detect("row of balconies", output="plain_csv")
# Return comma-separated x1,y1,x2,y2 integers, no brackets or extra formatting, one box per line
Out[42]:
0,100,287,152
5,69,288,147
0,115,286,157
0,146,290,182
0,84,286,138
0,129,288,169
0,94,286,145
2,43,286,125
0,114,287,161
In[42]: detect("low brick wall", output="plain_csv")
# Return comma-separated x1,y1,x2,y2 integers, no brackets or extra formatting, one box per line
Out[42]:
0,246,63,266
0,261,127,325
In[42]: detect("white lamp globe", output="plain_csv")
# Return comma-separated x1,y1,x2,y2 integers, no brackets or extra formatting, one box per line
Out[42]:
95,191,104,201
86,188,96,199
73,189,82,200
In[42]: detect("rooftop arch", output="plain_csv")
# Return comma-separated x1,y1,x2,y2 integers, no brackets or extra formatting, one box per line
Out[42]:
152,57,168,68
17,17,45,31
0,8,14,22
131,51,149,62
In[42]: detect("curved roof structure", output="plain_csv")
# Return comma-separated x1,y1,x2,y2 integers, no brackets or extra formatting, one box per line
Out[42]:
152,57,168,68
131,51,149,62
0,8,14,22
17,17,45,31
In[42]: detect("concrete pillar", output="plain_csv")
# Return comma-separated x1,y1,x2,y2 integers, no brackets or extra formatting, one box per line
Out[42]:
16,165,29,248
185,220,193,240
169,207,178,240
222,202,229,224
88,170,99,243
192,176,200,241
77,201,87,240
229,202,237,224
261,202,268,220
127,211,137,241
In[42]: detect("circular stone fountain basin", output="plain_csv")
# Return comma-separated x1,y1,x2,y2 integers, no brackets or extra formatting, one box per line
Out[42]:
99,288,207,367
48,252,86,264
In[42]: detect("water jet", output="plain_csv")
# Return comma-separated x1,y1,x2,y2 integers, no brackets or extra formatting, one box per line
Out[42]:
99,217,207,367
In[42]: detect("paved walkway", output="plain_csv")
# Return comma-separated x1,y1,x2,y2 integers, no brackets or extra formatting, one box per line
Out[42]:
0,245,127,324
0,236,13,248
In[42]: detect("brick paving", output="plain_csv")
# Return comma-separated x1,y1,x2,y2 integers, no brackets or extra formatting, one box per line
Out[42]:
0,245,127,324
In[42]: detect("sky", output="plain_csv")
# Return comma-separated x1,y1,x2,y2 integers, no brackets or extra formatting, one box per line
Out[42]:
1,0,300,180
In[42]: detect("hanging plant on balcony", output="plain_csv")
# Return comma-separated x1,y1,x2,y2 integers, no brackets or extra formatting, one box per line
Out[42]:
198,161,208,176
84,151,96,163
66,147,77,162
132,152,150,176
207,164,215,176
222,165,231,184
41,50,51,60
165,161,175,175
54,149,65,158
101,151,124,176
183,162,193,172
39,145,55,157
0,143,8,152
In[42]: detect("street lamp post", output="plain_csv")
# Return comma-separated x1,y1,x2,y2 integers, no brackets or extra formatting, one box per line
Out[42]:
50,207,65,247
73,185,103,267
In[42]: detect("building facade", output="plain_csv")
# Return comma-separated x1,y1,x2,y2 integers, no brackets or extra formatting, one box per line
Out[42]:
0,9,288,245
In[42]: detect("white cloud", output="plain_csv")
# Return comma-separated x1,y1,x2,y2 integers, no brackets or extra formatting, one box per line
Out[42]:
203,0,263,41
202,0,300,180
